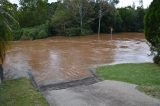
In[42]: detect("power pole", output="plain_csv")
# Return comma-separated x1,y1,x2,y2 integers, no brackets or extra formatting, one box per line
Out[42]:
79,1,83,35
98,3,102,40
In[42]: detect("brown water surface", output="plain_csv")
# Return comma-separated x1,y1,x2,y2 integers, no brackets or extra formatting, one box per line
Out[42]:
4,33,152,86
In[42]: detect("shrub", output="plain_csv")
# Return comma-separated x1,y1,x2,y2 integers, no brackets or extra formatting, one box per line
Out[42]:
64,27,81,36
21,28,36,40
13,29,23,40
64,27,92,36
144,0,160,64
37,30,48,39
81,28,93,35
153,56,160,65
13,24,49,40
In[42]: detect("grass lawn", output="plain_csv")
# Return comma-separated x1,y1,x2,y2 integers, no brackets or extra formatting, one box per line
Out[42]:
96,63,160,99
0,78,48,106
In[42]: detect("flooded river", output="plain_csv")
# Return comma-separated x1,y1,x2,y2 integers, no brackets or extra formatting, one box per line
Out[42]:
4,33,152,86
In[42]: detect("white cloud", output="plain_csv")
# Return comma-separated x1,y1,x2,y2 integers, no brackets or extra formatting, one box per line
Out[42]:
48,0,57,3
9,0,19,5
9,0,153,8
117,0,153,8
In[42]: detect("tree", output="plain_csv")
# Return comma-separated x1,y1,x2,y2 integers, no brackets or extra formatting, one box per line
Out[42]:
19,0,48,27
96,0,119,40
0,0,18,81
145,0,160,64
51,3,72,35
63,0,94,35
50,0,95,36
136,7,145,32
118,7,137,32
63,0,84,34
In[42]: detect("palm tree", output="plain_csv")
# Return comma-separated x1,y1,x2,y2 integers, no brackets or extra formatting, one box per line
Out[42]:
0,5,18,81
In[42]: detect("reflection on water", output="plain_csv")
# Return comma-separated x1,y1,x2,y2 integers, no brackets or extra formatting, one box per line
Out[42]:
4,33,152,86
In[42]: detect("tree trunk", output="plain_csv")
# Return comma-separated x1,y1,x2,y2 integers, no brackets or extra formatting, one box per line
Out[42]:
98,16,101,40
0,64,4,81
98,7,102,40
79,2,83,35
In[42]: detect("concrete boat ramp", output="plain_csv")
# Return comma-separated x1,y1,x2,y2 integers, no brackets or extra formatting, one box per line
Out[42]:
43,80,160,106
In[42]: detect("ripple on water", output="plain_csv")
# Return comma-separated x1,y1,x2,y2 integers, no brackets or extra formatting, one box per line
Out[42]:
4,33,152,86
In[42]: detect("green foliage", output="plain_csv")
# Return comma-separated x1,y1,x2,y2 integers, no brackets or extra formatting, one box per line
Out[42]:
118,6,144,32
14,24,48,40
153,56,160,65
0,1,18,63
64,27,81,36
8,0,146,39
64,27,92,36
136,7,145,32
19,0,48,27
145,0,160,60
113,13,123,32
0,78,48,106
50,0,95,36
81,28,93,35
51,4,72,35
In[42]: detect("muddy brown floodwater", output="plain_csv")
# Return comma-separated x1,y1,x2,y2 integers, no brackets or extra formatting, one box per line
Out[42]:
4,33,152,86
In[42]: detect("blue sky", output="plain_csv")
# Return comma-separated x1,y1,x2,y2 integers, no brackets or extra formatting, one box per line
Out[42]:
9,0,153,8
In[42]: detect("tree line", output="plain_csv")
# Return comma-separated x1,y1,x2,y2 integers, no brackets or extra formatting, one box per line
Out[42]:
1,0,145,40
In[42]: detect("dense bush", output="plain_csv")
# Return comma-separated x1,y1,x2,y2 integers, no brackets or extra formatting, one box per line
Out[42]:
64,27,81,36
145,0,160,64
13,24,48,40
118,7,144,32
64,27,93,36
81,29,93,35
153,56,160,65
13,29,23,40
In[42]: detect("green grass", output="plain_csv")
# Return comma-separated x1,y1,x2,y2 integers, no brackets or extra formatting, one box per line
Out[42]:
0,78,48,106
96,63,160,99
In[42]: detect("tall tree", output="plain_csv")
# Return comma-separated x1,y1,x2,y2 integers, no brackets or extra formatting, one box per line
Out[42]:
63,0,94,35
96,0,119,39
19,0,48,27
145,0,160,64
0,0,18,81
51,3,72,34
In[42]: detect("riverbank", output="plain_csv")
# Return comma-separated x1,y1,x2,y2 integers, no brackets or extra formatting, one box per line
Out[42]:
0,78,48,106
96,63,160,99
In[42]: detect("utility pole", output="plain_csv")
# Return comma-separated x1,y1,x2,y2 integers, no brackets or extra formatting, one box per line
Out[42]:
79,1,83,35
98,3,102,40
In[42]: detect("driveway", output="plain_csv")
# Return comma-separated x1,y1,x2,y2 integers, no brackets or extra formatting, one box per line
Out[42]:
43,80,160,106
